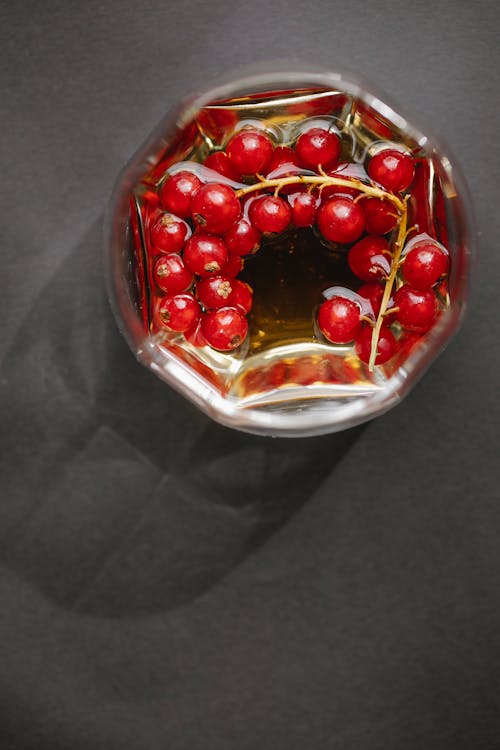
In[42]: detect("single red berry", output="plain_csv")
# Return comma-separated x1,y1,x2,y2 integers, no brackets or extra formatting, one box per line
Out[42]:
227,279,253,314
249,195,292,234
393,285,438,332
183,234,228,277
289,191,319,227
224,218,261,256
355,325,397,365
149,213,190,253
402,242,449,289
316,197,365,244
204,151,241,181
265,146,303,194
317,295,362,344
220,254,244,278
191,182,240,234
184,316,208,347
348,235,392,282
197,275,234,309
264,147,301,195
363,197,399,235
321,164,360,200
160,171,202,217
357,281,386,317
266,146,298,173
295,128,341,170
368,149,415,192
156,293,200,332
226,129,274,175
201,307,248,351
153,254,193,294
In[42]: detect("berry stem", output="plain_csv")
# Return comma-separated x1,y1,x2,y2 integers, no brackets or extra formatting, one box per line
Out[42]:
236,175,405,212
368,195,409,371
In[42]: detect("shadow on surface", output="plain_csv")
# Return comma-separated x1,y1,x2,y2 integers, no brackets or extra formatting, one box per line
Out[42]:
0,218,365,617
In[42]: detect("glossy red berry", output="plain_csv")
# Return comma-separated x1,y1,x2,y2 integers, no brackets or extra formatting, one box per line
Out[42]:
348,236,392,282
393,285,438,332
197,275,234,309
224,218,261,256
226,129,274,175
220,254,244,278
402,242,448,289
183,234,228,277
321,164,360,200
266,146,303,194
184,316,208,347
368,149,415,192
316,197,365,244
156,293,200,332
266,146,298,174
295,128,341,170
204,151,241,181
201,307,248,351
249,195,292,234
289,192,318,227
153,254,193,294
357,282,386,317
317,295,362,344
191,183,240,234
363,198,399,235
150,213,190,253
227,279,253,314
160,171,202,217
355,325,397,365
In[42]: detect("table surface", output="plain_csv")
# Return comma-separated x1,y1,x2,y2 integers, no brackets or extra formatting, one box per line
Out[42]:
1,2,499,749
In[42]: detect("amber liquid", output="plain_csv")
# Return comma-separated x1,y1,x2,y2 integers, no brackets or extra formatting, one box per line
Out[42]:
240,227,360,355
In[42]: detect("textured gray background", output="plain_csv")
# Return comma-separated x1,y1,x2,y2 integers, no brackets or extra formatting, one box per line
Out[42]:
1,1,499,749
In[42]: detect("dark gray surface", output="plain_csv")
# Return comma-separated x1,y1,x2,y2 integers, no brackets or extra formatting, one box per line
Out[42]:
1,1,499,748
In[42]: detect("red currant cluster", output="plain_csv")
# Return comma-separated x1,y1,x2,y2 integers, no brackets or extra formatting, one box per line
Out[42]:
144,122,449,366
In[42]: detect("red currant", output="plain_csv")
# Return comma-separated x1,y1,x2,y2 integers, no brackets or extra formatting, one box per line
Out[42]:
355,325,397,365
367,149,415,192
191,183,240,234
227,279,253,314
321,164,361,200
184,316,208,347
201,307,248,351
289,191,318,227
402,242,448,289
357,281,385,316
316,197,365,244
204,151,241,181
160,171,202,217
197,275,234,309
156,293,200,332
226,129,274,175
317,295,362,344
348,235,392,282
363,198,398,235
183,234,228,277
224,218,261,256
266,146,298,173
295,128,341,171
153,254,193,294
393,285,438,332
150,213,190,253
220,254,244,278
249,195,292,234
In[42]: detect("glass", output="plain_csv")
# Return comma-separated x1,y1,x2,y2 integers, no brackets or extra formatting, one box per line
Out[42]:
105,67,474,437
